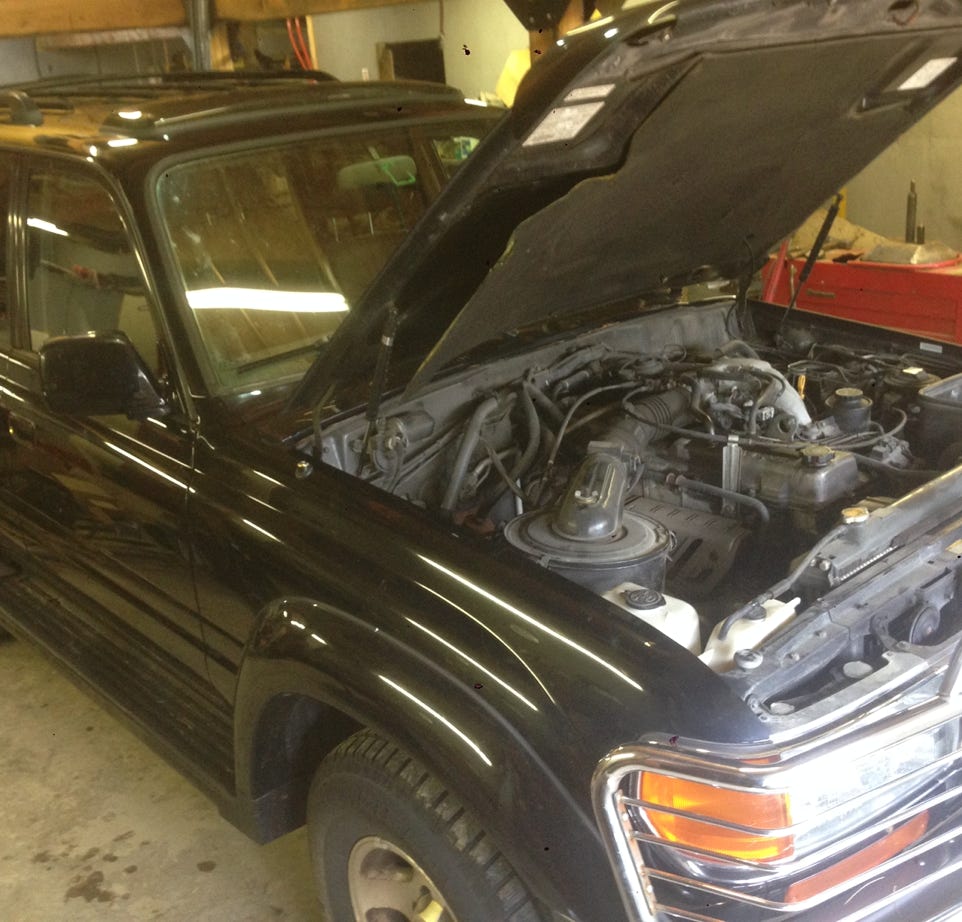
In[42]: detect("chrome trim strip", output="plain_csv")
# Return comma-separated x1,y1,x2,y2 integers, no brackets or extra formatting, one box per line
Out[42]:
940,635,962,699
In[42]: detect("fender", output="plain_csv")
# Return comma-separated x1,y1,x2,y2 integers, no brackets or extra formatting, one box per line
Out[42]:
190,428,767,920
229,566,766,921
233,594,620,921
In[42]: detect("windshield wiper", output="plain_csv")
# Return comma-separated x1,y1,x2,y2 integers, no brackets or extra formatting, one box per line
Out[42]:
235,338,328,374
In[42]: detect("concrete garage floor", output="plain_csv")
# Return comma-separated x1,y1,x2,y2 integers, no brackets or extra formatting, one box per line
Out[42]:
0,637,322,921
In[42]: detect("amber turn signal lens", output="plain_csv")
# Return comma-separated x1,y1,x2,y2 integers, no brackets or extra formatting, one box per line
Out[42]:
640,773,794,862
784,811,929,904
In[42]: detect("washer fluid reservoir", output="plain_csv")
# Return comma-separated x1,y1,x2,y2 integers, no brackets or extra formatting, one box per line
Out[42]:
602,583,701,653
699,597,800,672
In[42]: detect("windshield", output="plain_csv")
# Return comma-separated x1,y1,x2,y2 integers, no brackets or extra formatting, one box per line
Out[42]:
157,118,496,390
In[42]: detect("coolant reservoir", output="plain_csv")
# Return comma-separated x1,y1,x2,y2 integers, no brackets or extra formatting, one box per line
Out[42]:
602,584,701,653
699,597,800,672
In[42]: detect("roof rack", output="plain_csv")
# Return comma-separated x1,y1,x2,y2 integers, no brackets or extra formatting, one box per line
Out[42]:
96,78,465,140
0,72,465,142
0,90,43,126
0,71,341,133
3,70,339,100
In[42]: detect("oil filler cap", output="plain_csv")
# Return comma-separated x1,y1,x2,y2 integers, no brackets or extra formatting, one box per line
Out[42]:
841,506,870,524
801,445,836,467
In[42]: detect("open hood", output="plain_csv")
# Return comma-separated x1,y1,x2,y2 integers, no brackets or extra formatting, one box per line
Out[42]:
292,0,962,410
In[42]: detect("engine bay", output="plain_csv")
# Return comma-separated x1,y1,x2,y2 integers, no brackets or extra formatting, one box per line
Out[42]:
316,299,962,720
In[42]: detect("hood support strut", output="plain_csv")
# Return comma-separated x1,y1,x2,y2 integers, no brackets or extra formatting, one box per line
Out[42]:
361,302,399,466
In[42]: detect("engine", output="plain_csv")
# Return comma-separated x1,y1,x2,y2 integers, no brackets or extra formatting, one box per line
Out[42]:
319,302,962,687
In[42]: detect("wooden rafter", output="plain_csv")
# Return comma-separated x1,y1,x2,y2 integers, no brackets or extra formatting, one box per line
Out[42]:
0,0,442,42
0,0,186,38
214,0,434,20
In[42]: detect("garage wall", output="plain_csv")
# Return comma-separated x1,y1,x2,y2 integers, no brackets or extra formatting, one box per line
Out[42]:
36,42,184,78
311,5,437,82
310,0,527,98
1,0,527,93
0,35,189,83
436,0,529,99
0,38,41,83
845,85,962,251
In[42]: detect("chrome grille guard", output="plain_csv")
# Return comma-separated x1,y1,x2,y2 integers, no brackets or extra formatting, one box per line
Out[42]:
593,663,962,922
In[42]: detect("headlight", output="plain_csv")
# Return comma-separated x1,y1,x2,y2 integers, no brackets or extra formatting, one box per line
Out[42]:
638,721,954,865
594,699,962,921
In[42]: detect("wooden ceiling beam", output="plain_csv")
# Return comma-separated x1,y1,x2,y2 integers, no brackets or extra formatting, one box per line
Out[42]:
0,0,186,38
213,0,433,20
0,0,437,42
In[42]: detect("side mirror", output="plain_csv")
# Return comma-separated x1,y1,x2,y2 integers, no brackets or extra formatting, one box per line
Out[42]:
39,331,168,419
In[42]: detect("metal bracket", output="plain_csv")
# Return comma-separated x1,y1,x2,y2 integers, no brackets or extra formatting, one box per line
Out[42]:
0,90,42,127
721,435,742,516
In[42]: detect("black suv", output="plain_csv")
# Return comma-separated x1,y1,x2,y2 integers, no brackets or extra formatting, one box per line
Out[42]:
5,3,962,921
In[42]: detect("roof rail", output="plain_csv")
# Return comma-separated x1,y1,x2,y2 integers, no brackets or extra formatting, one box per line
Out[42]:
149,69,340,86
97,78,463,139
0,90,43,126
5,70,339,100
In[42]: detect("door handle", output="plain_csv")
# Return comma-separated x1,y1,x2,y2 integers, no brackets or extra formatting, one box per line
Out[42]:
8,413,36,444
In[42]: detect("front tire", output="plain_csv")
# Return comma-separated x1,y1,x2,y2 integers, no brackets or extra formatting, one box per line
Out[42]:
307,728,546,922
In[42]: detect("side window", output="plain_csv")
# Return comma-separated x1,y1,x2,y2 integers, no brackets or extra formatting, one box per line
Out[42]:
25,167,163,381
0,154,12,347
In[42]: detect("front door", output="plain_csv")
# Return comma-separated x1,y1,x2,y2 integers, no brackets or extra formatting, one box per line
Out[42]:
0,159,217,759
